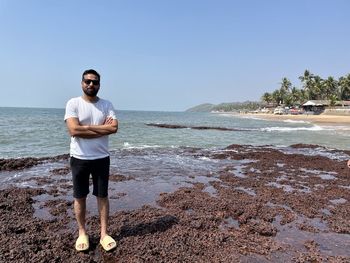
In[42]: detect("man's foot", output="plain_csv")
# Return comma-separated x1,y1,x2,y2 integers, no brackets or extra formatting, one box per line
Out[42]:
100,235,117,251
75,234,89,251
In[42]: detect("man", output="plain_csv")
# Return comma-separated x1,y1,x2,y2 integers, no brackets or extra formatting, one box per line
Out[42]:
64,69,118,252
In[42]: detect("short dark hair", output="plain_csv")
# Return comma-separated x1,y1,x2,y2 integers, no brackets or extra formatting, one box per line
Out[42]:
82,69,100,81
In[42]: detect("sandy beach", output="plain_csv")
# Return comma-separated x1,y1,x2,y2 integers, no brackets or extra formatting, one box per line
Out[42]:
239,113,350,126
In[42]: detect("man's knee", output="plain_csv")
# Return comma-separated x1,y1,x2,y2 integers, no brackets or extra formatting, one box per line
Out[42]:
97,196,108,202
74,197,87,205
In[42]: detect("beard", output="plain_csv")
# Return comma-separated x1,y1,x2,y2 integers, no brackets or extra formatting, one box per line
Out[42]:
83,87,99,97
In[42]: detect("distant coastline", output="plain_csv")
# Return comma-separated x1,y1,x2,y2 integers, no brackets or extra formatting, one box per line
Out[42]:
232,112,350,126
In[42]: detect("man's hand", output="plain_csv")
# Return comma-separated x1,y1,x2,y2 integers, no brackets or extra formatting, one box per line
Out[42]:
87,117,118,135
104,117,114,125
65,117,118,138
65,118,102,138
347,159,350,168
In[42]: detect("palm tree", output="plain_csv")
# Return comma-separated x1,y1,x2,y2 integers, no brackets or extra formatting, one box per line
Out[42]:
299,70,314,100
280,77,292,93
275,77,292,105
312,76,324,100
329,94,338,107
290,87,302,105
299,89,308,103
338,74,350,100
299,70,311,83
284,94,293,107
258,71,350,110
272,90,282,105
323,76,338,99
261,92,272,104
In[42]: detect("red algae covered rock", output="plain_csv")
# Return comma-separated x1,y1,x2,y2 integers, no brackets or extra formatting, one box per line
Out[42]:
0,145,349,262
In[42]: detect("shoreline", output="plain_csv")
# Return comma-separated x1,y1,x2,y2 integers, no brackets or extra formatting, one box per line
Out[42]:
235,112,350,125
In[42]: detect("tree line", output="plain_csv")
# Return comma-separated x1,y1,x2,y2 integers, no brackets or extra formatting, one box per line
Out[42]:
261,70,350,107
186,101,262,112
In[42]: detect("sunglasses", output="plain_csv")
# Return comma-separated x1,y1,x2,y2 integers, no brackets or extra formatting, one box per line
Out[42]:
83,79,100,85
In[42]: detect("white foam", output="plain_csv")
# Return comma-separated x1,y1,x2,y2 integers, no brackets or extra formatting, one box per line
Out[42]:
122,142,163,149
241,116,266,121
321,125,350,131
266,182,295,192
329,198,347,205
283,119,311,124
217,113,237,118
299,168,337,180
261,125,324,132
299,168,337,175
318,174,337,180
235,187,256,196
199,156,213,161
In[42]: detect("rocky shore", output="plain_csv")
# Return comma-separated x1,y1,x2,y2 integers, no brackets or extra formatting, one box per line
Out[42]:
0,144,349,262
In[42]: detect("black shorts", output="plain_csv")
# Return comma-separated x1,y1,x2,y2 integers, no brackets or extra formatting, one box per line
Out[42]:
70,156,110,198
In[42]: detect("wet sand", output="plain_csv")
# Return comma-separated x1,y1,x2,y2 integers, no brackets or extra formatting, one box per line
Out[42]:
239,113,350,126
1,145,350,262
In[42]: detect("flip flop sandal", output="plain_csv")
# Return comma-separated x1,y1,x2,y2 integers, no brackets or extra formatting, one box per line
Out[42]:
75,234,89,251
100,235,117,251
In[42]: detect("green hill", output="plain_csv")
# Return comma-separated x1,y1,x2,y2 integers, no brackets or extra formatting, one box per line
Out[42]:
186,101,263,112
186,103,215,112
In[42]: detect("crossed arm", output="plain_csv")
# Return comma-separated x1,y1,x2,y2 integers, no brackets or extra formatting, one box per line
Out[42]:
66,117,118,138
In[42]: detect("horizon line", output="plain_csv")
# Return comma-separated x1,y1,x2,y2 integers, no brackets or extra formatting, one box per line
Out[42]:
0,105,187,113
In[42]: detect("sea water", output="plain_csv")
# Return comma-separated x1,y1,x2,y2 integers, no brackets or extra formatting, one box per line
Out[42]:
2,107,350,258
1,107,350,159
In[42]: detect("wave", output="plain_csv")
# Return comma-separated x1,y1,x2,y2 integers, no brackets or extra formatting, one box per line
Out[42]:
122,142,165,149
227,114,266,121
217,113,236,117
320,125,350,131
260,125,324,132
217,113,268,122
283,119,311,124
241,116,266,121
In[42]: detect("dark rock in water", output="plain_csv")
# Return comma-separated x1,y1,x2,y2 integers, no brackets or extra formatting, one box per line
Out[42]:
146,123,250,131
50,167,70,175
42,153,69,162
290,144,323,149
0,157,41,171
191,126,242,131
0,154,69,171
146,123,188,129
109,173,135,182
225,144,253,150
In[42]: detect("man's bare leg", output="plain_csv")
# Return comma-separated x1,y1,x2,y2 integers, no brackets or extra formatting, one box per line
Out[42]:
74,197,88,250
97,197,109,238
97,196,115,249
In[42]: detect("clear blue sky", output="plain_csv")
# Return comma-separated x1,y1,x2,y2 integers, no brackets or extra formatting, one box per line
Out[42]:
1,0,349,111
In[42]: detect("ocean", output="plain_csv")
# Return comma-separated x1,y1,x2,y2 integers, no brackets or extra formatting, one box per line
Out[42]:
1,106,350,195
1,106,350,159
1,107,350,260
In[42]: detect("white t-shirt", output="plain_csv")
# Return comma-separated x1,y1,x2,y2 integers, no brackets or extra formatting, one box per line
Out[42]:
64,96,117,160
